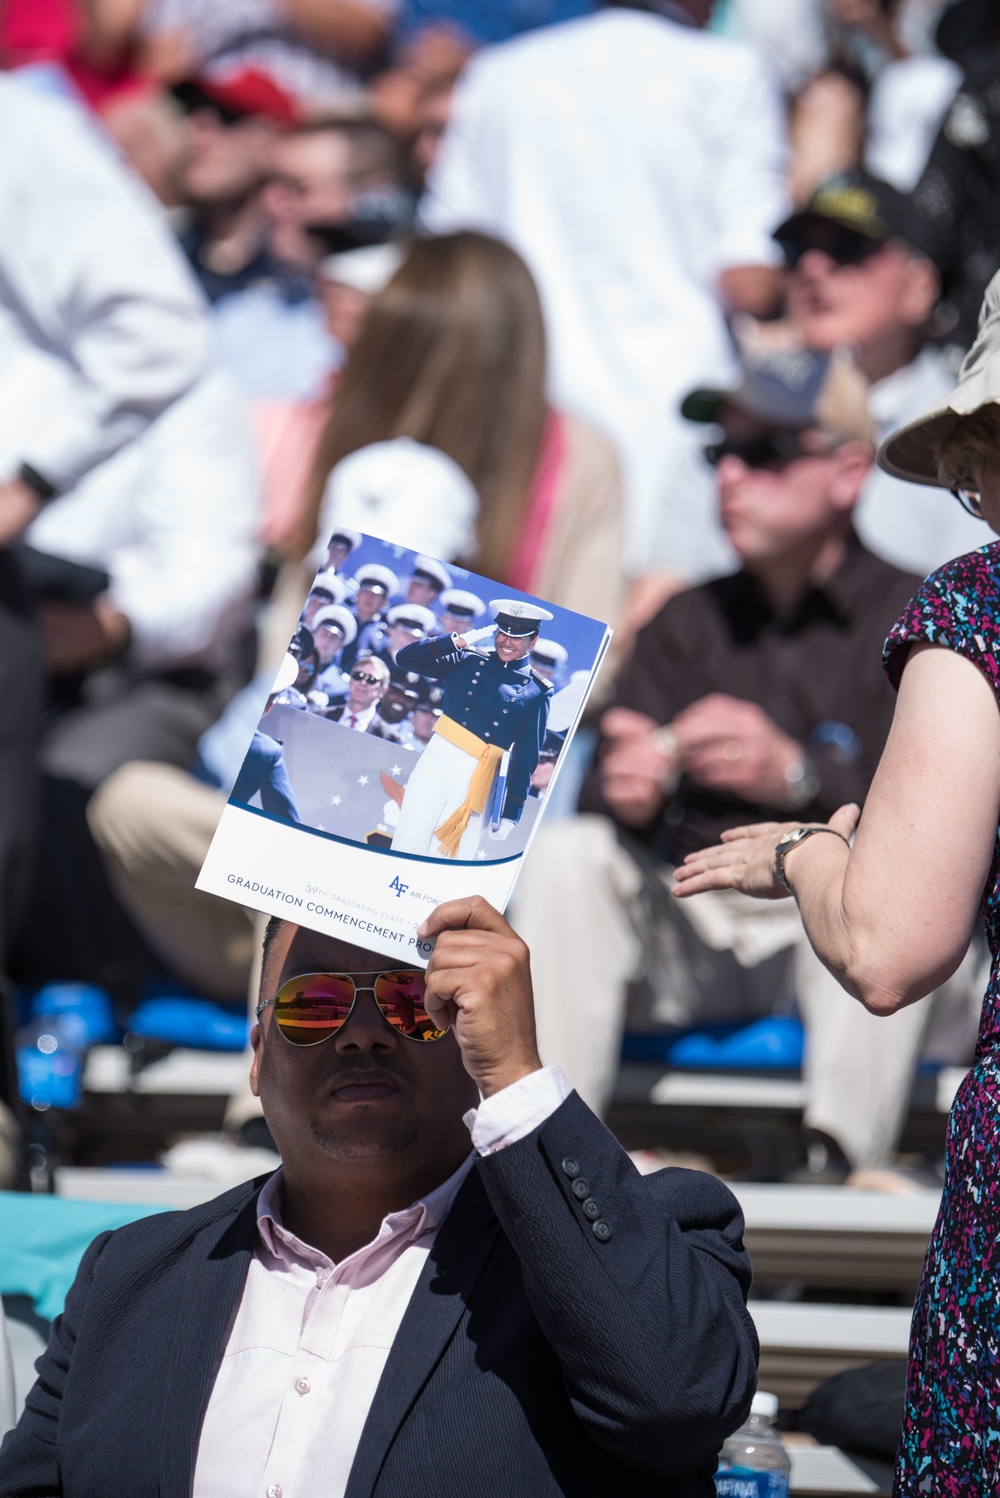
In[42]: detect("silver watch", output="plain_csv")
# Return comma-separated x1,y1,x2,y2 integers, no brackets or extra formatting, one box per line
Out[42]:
773,825,846,893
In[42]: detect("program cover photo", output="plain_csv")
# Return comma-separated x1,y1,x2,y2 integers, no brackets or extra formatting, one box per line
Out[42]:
197,531,612,964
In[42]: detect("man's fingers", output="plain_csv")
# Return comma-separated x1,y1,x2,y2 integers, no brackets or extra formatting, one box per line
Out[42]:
423,988,458,1030
600,706,658,740
418,894,510,940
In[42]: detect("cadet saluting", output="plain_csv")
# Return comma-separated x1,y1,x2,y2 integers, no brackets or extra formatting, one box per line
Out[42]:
390,599,554,859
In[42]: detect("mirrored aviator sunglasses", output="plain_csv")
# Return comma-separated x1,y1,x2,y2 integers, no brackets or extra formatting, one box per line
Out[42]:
258,970,448,1045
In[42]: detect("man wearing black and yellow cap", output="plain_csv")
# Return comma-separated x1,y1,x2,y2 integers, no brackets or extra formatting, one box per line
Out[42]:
775,167,984,575
390,600,553,859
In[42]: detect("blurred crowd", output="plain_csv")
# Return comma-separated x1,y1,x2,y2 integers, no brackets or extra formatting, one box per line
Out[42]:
0,0,998,1187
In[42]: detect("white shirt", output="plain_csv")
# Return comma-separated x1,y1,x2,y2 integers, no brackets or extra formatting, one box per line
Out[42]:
22,366,261,671
865,54,961,192
856,345,987,580
192,1065,571,1498
0,76,211,493
339,701,378,733
422,13,789,569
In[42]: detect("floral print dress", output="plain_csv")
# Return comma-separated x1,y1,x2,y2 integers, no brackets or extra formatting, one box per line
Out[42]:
884,542,1000,1495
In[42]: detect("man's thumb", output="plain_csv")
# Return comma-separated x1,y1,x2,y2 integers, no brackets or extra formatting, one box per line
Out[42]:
828,803,860,840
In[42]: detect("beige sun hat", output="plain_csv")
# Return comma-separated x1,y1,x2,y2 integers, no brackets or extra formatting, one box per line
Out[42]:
878,269,1000,487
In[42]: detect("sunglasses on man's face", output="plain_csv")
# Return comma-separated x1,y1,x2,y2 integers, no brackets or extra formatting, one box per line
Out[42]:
350,671,382,685
780,227,885,271
257,970,448,1045
704,433,830,472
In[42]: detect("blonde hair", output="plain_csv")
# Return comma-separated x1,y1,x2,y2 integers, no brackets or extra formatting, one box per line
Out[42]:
304,231,548,581
935,403,1000,489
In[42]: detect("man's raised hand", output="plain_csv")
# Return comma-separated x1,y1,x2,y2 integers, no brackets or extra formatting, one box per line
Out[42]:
418,896,541,1098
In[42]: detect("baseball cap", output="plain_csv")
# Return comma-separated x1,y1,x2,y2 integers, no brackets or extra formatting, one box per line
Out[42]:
681,347,875,447
171,69,301,127
773,169,937,264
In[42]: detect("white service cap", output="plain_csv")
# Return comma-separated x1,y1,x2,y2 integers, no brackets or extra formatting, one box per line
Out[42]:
309,570,354,606
490,598,555,637
410,555,452,592
386,603,437,634
353,562,399,596
531,639,568,667
312,604,358,646
439,589,486,620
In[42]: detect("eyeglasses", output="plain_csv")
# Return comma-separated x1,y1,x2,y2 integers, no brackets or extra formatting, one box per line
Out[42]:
704,434,831,472
951,485,986,519
256,970,447,1045
350,671,382,685
780,227,885,271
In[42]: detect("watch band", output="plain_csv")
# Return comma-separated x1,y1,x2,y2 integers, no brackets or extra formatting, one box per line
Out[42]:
774,826,849,893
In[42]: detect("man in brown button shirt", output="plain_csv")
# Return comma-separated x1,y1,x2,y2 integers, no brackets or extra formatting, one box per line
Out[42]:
513,348,980,1181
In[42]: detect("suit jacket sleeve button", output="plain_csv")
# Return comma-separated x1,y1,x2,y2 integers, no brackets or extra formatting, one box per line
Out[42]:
571,1178,590,1199
582,1198,602,1220
592,1220,612,1242
561,1158,580,1179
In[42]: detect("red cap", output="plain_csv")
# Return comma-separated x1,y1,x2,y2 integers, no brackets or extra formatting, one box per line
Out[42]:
179,68,301,126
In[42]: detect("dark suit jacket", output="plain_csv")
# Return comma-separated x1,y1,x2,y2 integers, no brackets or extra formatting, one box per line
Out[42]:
0,1096,758,1496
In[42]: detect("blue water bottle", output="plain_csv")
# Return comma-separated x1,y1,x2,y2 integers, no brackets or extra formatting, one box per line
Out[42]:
715,1392,791,1498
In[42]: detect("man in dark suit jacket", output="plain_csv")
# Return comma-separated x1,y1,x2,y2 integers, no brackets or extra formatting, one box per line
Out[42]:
0,898,758,1497
325,654,402,743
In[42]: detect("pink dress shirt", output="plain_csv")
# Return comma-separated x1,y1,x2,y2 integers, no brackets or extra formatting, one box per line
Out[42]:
192,1065,571,1498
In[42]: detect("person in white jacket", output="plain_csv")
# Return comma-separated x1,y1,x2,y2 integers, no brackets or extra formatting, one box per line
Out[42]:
421,0,789,579
0,75,261,789
0,75,212,542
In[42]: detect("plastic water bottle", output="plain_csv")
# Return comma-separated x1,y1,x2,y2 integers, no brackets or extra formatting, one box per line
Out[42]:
15,1014,85,1112
715,1392,791,1498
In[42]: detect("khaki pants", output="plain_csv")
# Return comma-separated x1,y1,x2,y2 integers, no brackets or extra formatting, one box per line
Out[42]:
510,816,976,1170
87,761,265,1129
87,763,255,998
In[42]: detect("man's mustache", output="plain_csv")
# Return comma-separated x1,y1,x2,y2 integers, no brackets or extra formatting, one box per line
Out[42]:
319,1056,408,1089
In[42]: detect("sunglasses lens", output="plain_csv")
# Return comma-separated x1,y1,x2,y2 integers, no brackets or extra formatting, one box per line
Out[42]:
955,486,984,517
374,970,447,1041
273,973,356,1045
784,228,881,269
707,438,792,471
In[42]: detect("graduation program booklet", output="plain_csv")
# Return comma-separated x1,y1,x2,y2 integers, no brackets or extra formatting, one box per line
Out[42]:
197,531,612,965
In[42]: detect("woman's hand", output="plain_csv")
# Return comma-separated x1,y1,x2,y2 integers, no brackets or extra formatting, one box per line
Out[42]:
671,803,860,901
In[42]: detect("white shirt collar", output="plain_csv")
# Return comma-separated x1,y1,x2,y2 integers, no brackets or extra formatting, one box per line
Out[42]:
345,700,378,730
255,1153,476,1270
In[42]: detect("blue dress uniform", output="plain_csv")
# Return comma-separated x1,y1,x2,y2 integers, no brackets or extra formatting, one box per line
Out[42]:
390,633,552,858
231,731,301,823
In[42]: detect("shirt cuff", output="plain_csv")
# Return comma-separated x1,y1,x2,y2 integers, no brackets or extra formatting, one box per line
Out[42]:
463,1065,572,1157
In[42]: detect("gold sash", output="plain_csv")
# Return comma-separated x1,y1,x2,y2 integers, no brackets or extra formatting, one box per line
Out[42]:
431,715,503,858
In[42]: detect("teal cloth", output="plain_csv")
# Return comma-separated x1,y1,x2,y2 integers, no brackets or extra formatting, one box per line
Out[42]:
0,1192,167,1323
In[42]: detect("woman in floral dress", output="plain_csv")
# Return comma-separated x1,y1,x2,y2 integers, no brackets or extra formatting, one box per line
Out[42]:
673,271,1000,1494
